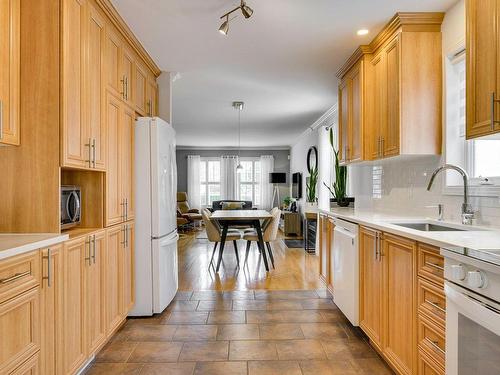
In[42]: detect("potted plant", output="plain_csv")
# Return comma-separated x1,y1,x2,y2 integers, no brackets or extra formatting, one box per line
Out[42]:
324,128,350,207
283,196,293,210
305,167,318,209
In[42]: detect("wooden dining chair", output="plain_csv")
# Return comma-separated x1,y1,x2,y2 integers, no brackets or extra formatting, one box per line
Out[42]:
202,209,242,268
243,207,281,268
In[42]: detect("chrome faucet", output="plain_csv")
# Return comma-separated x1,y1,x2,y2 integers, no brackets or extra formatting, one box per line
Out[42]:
427,164,475,225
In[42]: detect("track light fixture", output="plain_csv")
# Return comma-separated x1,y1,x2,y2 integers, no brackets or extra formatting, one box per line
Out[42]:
218,0,254,36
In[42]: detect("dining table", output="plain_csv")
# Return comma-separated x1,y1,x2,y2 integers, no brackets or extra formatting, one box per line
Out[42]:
210,209,273,272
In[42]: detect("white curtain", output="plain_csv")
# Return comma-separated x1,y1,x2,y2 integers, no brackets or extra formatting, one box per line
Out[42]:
220,155,238,200
187,155,201,210
260,155,274,210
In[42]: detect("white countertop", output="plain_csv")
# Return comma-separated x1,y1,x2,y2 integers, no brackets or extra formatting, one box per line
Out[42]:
0,233,69,261
319,207,500,250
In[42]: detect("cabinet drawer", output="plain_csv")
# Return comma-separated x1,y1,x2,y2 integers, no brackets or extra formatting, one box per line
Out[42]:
417,277,446,328
0,288,40,374
417,244,444,285
418,312,445,368
0,252,40,304
418,347,444,375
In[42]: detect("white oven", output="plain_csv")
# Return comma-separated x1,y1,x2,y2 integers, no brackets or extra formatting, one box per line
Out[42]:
441,247,500,375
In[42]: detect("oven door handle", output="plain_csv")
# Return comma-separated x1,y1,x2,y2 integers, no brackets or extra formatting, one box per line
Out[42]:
67,190,81,223
445,281,500,336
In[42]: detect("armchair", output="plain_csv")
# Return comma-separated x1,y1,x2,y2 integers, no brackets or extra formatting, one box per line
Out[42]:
177,192,202,224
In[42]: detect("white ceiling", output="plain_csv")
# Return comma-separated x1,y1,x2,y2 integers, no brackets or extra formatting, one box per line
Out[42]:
112,0,457,148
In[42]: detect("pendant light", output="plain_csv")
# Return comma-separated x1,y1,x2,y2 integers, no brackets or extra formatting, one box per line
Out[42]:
218,0,254,36
233,101,244,172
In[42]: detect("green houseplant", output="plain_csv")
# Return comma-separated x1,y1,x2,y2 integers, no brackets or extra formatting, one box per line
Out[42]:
324,128,349,207
306,167,318,203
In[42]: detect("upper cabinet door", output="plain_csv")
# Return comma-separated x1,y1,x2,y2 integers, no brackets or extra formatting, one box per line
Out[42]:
146,78,158,117
338,79,349,163
466,0,500,138
383,36,400,157
0,0,20,146
371,52,385,160
86,3,106,170
350,62,363,162
104,27,121,96
120,46,134,106
134,64,147,115
61,0,88,168
121,104,135,221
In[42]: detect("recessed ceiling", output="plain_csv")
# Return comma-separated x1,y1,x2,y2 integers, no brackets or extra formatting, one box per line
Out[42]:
111,0,457,147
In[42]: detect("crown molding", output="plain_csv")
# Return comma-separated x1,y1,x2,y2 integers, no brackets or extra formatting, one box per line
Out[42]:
336,45,371,78
292,104,338,147
95,0,162,77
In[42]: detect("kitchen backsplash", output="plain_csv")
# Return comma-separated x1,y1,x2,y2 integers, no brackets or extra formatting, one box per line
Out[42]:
348,156,500,228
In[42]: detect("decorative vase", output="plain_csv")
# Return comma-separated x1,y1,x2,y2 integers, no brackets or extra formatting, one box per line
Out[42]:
336,197,351,207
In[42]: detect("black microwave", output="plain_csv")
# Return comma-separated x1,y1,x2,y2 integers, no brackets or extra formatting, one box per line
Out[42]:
61,185,81,229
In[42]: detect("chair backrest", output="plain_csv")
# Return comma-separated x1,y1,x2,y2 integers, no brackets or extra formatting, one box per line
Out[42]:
263,208,281,242
202,208,220,242
177,192,190,213
212,200,252,211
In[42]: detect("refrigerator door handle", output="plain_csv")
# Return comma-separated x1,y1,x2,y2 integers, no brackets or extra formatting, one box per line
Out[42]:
159,232,179,247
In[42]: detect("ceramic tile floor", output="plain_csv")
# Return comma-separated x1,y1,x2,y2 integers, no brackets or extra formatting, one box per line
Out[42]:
86,290,393,375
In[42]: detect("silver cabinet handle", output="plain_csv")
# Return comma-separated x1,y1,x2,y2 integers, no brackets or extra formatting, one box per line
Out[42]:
121,76,126,100
85,138,92,167
377,136,382,157
427,339,445,355
147,100,151,116
0,270,30,284
491,92,500,130
425,261,444,271
0,100,3,140
85,237,92,265
381,137,385,157
426,299,445,313
92,235,96,264
42,248,52,287
121,225,127,247
126,224,129,248
125,198,128,221
92,138,96,168
120,198,125,221
125,77,129,100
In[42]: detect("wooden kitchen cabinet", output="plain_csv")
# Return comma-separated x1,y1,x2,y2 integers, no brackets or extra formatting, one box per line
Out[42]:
120,45,135,107
40,245,63,375
336,13,443,164
62,236,87,374
104,26,122,96
0,0,20,146
318,214,330,287
105,92,135,226
9,353,40,375
383,233,417,375
146,78,159,117
85,230,107,355
61,0,106,170
134,63,148,115
466,0,500,138
106,224,124,334
359,226,384,352
122,221,135,314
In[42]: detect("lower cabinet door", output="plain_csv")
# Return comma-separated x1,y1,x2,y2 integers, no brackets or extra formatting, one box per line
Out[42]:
40,245,63,375
86,230,107,354
0,288,40,374
122,221,135,315
62,237,87,374
383,234,417,375
359,226,383,351
106,225,123,334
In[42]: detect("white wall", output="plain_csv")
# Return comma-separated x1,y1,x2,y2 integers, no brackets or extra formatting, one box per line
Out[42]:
348,0,500,228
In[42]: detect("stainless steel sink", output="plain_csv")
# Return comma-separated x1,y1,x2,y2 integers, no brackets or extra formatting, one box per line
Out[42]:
391,222,466,232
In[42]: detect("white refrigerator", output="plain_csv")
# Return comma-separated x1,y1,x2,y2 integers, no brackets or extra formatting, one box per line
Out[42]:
129,117,179,316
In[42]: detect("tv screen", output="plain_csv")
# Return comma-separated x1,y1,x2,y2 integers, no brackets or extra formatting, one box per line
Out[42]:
292,172,302,199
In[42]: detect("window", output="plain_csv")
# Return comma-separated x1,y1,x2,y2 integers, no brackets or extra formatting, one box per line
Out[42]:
238,159,261,206
445,49,500,192
200,159,221,207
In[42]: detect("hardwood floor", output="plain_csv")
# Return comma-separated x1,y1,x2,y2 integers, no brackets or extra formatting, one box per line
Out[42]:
86,228,394,374
178,229,323,291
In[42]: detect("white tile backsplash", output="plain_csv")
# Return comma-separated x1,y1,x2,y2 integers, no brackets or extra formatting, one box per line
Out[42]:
349,156,500,228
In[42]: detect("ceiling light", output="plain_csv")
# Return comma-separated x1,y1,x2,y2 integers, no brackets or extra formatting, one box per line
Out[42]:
218,0,254,35
219,16,229,35
241,3,253,19
233,101,245,172
357,29,369,36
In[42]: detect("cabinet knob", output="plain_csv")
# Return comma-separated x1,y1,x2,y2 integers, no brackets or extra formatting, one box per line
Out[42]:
467,270,486,289
450,264,466,281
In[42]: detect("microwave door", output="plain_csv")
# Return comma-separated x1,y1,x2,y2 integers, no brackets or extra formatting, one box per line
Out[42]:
67,190,81,223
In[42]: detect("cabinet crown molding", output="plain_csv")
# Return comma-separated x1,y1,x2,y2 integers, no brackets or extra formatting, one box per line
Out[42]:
337,12,444,79
95,0,161,77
